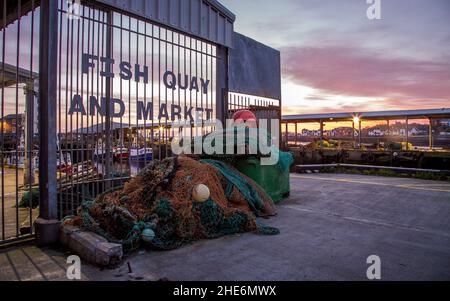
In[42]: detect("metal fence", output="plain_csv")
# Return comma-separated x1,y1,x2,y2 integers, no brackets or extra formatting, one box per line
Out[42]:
228,92,281,135
1,0,39,245
1,0,220,245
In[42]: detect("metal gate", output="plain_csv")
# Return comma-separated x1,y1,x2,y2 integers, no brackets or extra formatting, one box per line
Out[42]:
55,0,218,218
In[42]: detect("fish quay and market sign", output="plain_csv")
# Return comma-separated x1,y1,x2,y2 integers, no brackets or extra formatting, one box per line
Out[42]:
67,53,213,121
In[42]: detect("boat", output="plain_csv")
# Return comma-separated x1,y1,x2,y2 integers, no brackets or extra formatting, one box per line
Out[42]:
113,147,129,161
56,152,72,173
130,147,153,162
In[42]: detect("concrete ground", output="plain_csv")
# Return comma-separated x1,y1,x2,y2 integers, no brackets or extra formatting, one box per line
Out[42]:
1,173,450,281
0,168,38,240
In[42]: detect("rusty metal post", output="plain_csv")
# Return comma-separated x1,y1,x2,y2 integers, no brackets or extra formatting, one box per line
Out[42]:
35,0,60,246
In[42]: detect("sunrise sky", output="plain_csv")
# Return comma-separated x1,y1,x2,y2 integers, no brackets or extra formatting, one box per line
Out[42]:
220,0,450,115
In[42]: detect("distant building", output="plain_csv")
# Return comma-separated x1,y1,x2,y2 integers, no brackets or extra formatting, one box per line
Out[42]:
439,120,450,126
368,129,383,136
0,114,24,134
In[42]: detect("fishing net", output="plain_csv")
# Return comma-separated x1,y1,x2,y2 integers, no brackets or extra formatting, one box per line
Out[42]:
66,156,279,252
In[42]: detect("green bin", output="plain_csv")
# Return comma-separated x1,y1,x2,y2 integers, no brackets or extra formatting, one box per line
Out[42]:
235,155,291,203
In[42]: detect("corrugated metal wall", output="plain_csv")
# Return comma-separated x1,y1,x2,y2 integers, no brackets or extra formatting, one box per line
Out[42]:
95,0,234,48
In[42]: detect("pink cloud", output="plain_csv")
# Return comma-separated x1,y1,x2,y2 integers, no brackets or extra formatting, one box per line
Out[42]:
281,46,450,102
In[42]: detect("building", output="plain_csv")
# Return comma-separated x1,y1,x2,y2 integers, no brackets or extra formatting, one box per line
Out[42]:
1,114,24,134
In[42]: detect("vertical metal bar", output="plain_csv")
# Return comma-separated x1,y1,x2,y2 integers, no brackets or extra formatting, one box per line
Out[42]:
118,13,123,178
200,41,203,135
28,0,36,229
133,19,138,170
127,17,131,167
143,20,147,165
170,30,174,147
177,32,180,139
36,0,60,246
151,24,154,149
73,1,82,213
189,37,192,140
158,26,161,159
95,8,101,196
165,29,168,157
104,10,113,189
183,34,186,146
15,0,22,237
68,2,74,213
64,0,71,217
1,0,6,240
57,0,63,220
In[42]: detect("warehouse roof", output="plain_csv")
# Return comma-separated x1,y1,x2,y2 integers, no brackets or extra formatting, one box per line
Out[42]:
282,108,450,122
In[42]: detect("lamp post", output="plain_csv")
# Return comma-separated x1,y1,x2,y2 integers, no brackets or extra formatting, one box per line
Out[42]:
352,116,360,149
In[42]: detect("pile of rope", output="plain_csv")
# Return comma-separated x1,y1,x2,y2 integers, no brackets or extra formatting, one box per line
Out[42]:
66,156,279,251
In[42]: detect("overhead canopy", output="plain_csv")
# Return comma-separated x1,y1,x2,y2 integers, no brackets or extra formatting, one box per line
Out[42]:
0,0,38,30
0,63,39,88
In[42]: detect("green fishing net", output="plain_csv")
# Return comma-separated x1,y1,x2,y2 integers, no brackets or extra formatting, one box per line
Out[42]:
70,156,279,252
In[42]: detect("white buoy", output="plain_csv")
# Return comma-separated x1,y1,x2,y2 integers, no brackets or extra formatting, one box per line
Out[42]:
192,184,210,202
141,228,155,243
